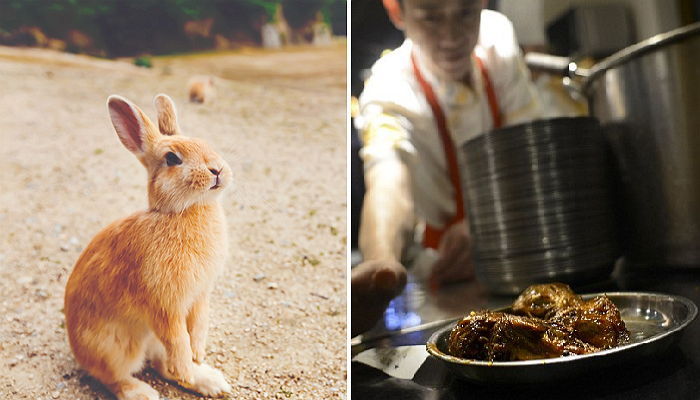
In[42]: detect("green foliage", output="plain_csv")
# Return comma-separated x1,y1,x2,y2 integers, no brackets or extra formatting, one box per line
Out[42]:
133,56,152,68
319,0,336,25
241,0,279,20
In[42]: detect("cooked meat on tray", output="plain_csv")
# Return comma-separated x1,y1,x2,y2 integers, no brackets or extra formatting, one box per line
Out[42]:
448,284,630,361
511,282,583,319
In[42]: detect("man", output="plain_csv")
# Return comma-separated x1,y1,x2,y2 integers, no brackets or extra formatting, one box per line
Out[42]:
351,0,542,336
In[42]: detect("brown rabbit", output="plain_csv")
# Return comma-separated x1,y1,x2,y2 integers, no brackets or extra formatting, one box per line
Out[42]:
188,75,215,104
64,94,233,400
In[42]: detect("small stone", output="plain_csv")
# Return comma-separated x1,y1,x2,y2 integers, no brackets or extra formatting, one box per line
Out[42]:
59,245,69,252
17,276,33,285
51,391,59,399
69,237,79,245
55,382,66,390
267,282,278,290
253,273,266,282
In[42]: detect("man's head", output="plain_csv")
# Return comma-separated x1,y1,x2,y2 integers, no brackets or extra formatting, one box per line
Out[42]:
383,0,486,82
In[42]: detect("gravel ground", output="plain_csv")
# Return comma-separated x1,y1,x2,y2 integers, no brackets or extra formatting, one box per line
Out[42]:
0,42,347,399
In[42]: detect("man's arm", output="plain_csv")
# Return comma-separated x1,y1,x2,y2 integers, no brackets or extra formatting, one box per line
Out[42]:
351,158,413,337
359,158,414,262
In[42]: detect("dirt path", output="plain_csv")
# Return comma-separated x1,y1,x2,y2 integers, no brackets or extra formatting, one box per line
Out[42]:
0,42,347,399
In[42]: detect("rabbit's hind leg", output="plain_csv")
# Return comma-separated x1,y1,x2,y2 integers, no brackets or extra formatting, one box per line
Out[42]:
79,322,158,400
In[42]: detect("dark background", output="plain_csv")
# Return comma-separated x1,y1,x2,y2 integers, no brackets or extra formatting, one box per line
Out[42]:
0,0,347,57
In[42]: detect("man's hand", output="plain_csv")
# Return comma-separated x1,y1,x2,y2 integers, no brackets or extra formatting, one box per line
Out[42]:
429,221,475,287
351,259,408,337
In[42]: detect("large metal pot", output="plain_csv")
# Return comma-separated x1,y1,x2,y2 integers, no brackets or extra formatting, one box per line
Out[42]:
526,22,700,269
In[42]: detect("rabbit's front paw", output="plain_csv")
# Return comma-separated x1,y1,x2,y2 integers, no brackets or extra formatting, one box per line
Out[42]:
191,363,232,397
167,359,195,387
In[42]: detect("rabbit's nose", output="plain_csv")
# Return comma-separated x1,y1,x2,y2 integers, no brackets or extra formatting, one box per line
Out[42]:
209,168,220,176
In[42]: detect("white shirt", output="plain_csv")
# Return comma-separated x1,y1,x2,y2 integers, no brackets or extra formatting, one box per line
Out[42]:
357,10,542,229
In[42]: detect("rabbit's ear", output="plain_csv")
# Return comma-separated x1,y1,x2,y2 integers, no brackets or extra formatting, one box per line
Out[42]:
154,94,181,136
108,95,157,154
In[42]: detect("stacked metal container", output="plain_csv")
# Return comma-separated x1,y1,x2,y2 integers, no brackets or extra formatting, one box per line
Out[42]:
462,117,619,295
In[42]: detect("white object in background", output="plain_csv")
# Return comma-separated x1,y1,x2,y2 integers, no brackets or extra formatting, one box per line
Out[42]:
312,22,333,46
261,24,282,48
498,0,546,46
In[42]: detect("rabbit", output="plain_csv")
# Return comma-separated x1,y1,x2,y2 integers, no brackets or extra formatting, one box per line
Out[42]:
64,94,233,400
188,75,215,104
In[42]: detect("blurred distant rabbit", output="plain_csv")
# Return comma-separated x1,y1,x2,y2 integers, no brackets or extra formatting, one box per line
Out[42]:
184,18,214,39
188,75,216,104
64,94,232,400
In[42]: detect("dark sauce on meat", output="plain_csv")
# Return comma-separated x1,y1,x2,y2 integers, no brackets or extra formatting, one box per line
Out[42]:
447,283,630,361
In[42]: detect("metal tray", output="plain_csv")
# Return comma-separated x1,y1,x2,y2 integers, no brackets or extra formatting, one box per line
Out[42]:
425,292,697,384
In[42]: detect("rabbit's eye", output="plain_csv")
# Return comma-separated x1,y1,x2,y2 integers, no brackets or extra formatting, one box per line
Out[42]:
165,152,182,166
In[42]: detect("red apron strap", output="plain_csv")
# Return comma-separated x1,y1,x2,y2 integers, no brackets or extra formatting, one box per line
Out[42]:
474,55,502,129
411,52,500,249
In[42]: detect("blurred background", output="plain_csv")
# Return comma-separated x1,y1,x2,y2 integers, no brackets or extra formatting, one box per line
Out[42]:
0,0,347,58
